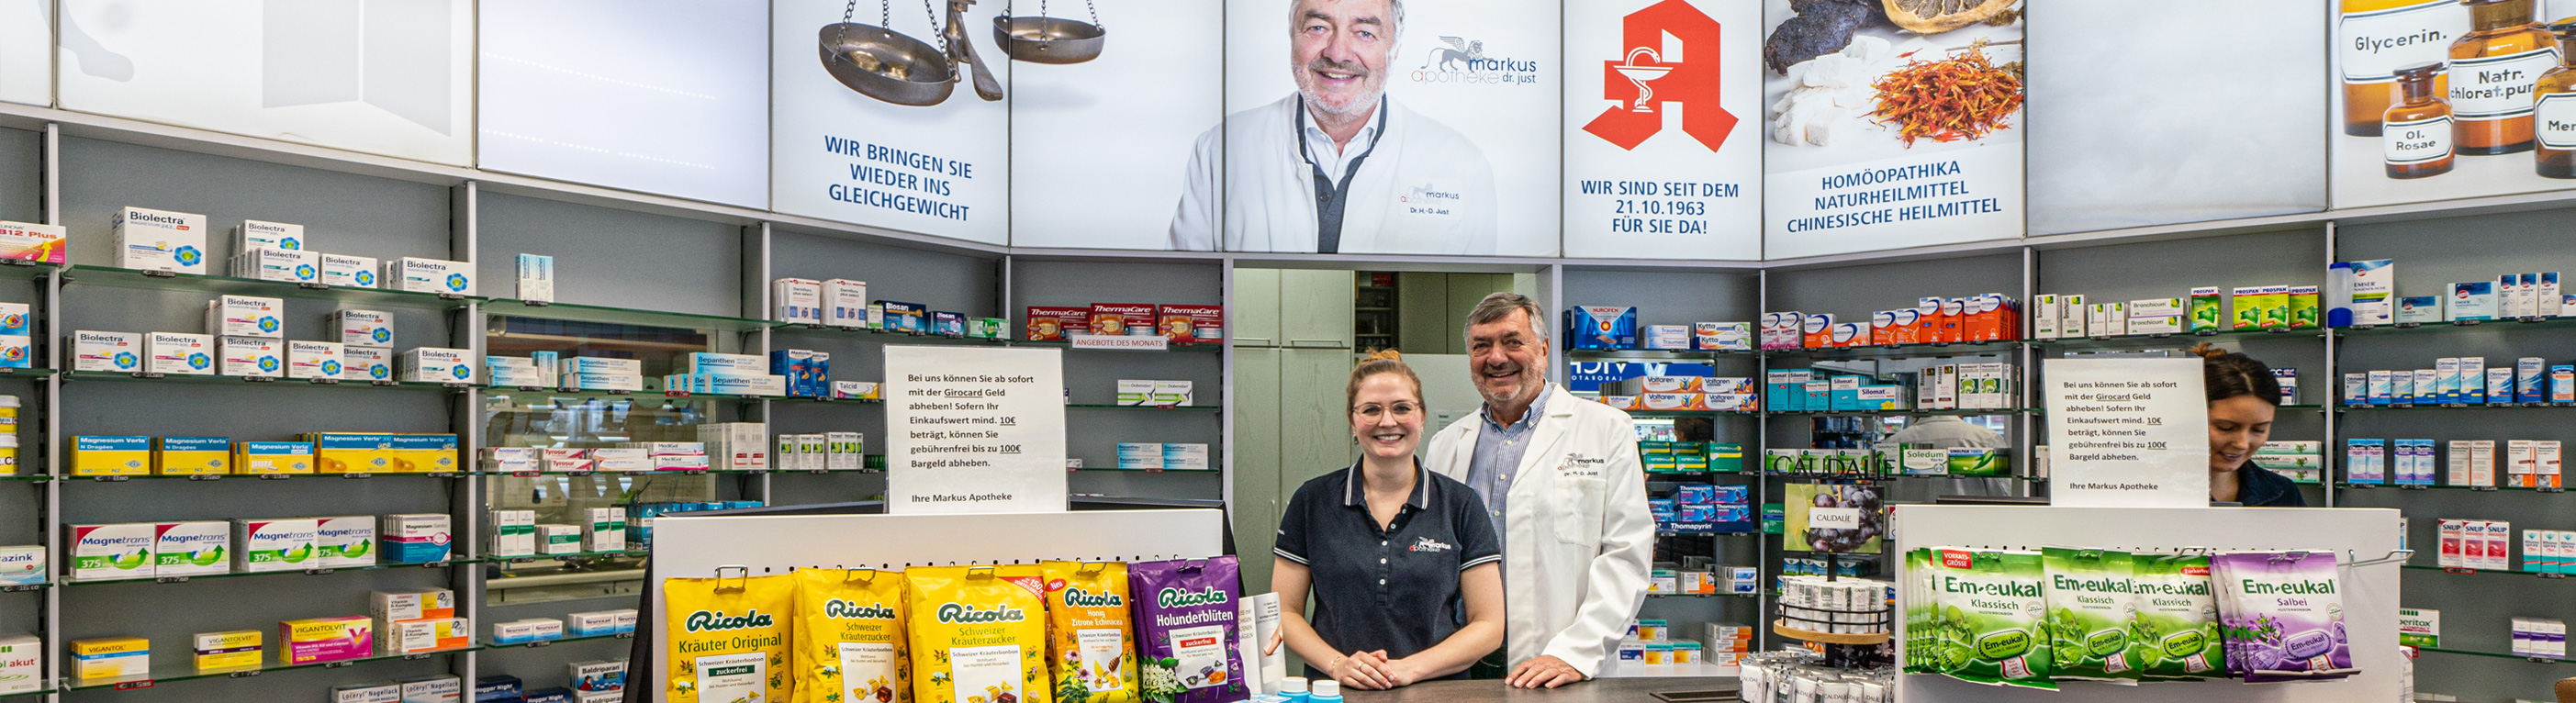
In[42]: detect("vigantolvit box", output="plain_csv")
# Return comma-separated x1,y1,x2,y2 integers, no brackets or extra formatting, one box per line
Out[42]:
195,630,263,672
237,219,305,251
387,258,474,296
67,523,155,581
334,309,395,348
218,336,284,377
291,340,345,380
317,515,377,568
234,518,319,573
823,279,869,327
321,253,379,288
281,616,374,664
771,277,823,324
231,248,319,284
0,220,66,263
146,331,215,375
515,254,554,304
206,295,285,338
72,330,140,373
114,206,207,273
398,348,476,384
153,521,231,577
344,347,393,383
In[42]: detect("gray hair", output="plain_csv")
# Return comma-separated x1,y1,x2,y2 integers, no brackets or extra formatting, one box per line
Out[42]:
1464,292,1548,345
1290,0,1405,49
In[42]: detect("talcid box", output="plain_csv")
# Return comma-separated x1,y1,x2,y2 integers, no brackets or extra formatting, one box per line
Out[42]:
114,206,207,273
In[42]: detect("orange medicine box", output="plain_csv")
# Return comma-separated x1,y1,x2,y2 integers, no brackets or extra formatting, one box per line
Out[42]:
1087,303,1156,336
1913,297,1941,342
1940,298,1966,342
1024,306,1087,340
1801,314,1833,349
1155,304,1226,343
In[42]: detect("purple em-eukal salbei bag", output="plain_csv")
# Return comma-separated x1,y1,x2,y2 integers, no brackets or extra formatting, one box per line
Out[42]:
2213,551,2358,682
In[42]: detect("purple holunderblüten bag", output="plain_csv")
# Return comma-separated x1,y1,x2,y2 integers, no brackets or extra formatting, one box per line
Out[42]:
1127,556,1248,703
2213,551,2358,682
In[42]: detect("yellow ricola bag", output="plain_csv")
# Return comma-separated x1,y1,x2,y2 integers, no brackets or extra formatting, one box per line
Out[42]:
1039,561,1139,703
666,568,794,703
797,568,912,703
905,564,1052,703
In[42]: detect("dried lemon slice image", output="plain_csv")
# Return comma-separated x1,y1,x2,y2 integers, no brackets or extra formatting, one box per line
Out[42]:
1881,0,2017,34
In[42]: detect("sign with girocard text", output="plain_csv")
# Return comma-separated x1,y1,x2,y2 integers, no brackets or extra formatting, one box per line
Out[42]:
2045,358,2210,508
886,345,1067,513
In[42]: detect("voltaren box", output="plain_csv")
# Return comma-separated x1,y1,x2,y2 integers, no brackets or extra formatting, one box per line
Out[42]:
770,277,822,324
387,258,474,296
146,331,215,374
0,220,66,263
152,435,231,474
114,206,207,273
322,253,378,288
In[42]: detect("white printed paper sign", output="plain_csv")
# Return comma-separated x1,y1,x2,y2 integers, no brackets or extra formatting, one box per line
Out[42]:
2044,358,2210,508
886,345,1068,513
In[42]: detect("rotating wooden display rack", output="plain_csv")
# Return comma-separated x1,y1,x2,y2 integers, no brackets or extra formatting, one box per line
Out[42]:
1773,599,1892,670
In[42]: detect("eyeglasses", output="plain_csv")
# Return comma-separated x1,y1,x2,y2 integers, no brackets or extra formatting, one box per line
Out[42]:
1351,402,1421,419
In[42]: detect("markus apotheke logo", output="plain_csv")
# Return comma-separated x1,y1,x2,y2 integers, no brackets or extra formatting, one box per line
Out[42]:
1411,35,1541,85
1584,0,1735,151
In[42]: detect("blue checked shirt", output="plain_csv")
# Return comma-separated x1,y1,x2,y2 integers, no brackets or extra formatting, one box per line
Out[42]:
1463,383,1551,552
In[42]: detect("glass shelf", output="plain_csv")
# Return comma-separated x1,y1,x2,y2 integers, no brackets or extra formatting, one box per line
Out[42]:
490,550,646,566
1065,404,1223,410
1627,409,1761,418
62,646,477,690
62,371,459,391
771,324,1013,346
2337,403,2575,411
0,260,58,282
2414,645,2565,664
0,474,49,483
1014,339,1226,352
0,368,55,379
1765,340,2019,362
1564,349,1759,360
62,264,479,309
1767,407,2035,418
0,678,51,700
2401,564,2574,579
477,630,636,651
1070,468,1220,474
2338,317,2576,337
64,472,464,482
1762,474,2037,482
58,559,471,586
485,298,777,332
2038,328,2322,352
2335,482,2554,493
1645,592,1759,598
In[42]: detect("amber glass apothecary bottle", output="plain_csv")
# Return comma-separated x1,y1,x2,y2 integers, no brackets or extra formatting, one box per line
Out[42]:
2387,61,2459,178
2450,0,2558,154
2342,0,2469,137
2535,21,2576,176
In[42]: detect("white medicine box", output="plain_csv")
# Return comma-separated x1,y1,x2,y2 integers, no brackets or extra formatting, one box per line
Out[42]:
71,330,142,373
334,309,394,348
205,296,285,338
231,248,319,284
113,206,207,273
321,254,378,288
386,258,474,296
398,348,476,384
218,337,284,378
236,219,305,251
289,340,344,380
145,332,215,375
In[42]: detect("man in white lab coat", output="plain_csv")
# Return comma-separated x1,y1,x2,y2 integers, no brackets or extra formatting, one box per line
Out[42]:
1166,0,1497,254
1423,293,1652,688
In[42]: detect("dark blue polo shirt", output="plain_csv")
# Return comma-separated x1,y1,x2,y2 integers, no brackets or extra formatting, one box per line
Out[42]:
1273,461,1502,679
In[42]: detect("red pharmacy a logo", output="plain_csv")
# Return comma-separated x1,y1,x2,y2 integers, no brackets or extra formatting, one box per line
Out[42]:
1585,0,1734,151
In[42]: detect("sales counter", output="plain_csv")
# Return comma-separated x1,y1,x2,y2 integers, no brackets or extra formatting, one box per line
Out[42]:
1344,676,1738,703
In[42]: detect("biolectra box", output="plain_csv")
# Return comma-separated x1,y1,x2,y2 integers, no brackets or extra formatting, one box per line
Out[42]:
386,258,474,296
113,206,207,273
238,219,306,251
146,332,216,375
71,330,140,373
343,347,394,383
218,337,284,378
206,295,285,338
334,309,395,348
322,254,379,288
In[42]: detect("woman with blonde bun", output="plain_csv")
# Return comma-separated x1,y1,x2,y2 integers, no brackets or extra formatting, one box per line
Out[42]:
1268,350,1506,689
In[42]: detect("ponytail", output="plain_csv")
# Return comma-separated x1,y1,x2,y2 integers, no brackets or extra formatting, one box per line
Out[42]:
2185,342,2280,406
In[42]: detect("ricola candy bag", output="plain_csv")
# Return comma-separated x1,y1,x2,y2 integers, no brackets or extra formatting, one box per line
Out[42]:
1127,557,1248,703
2128,552,2223,681
905,564,1053,703
1042,561,1141,703
2041,547,2140,682
1919,548,2054,690
797,568,910,703
2213,551,2358,682
665,569,795,703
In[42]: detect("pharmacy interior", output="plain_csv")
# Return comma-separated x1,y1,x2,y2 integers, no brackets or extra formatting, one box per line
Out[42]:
5,0,2576,701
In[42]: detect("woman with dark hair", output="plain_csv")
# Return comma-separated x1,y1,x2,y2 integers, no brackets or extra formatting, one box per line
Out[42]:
2187,343,2304,507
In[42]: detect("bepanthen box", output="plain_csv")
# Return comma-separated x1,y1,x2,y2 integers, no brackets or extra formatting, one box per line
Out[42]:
515,254,554,304
114,206,207,273
237,219,305,251
72,330,141,373
205,295,285,338
146,332,215,375
0,220,66,263
322,253,379,288
387,258,474,296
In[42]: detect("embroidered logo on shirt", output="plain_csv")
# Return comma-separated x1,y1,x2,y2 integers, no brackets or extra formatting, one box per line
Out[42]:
1559,452,1607,477
1410,537,1454,553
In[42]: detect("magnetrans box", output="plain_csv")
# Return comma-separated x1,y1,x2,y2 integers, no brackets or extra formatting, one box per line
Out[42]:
156,437,230,474
322,253,379,288
234,518,319,573
335,309,396,348
317,515,377,567
114,206,207,273
146,332,215,375
67,523,155,581
387,258,473,296
237,219,305,251
0,220,65,263
154,521,230,577
72,330,141,373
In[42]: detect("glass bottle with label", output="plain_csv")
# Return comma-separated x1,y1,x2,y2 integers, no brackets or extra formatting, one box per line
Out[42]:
2450,0,2559,154
2534,21,2576,176
2387,61,2459,178
2343,0,2472,137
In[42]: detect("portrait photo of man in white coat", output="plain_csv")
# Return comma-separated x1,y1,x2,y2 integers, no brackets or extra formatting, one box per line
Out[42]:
1169,0,1499,254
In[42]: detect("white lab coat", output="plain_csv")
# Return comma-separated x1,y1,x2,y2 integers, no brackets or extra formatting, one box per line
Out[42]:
1423,384,1652,677
1168,95,1499,254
